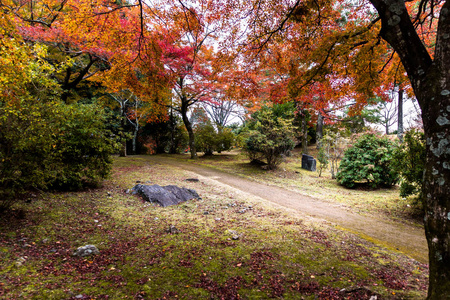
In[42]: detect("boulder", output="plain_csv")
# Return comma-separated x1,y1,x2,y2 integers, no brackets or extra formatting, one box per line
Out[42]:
132,184,199,207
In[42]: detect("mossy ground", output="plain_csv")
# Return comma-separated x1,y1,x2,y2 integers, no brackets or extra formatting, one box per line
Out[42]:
0,155,427,299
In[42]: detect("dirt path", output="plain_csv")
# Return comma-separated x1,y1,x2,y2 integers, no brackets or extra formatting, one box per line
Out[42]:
145,155,428,264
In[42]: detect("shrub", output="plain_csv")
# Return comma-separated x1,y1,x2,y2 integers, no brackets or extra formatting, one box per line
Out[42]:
195,122,217,155
392,128,425,200
336,133,399,188
317,146,329,177
216,127,235,153
243,105,296,169
0,100,120,209
49,103,120,190
0,41,119,209
195,123,235,155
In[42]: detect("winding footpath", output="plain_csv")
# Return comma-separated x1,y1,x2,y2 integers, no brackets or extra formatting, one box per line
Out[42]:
145,155,428,264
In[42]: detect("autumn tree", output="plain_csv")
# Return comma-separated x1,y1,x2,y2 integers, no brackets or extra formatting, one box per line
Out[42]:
146,0,239,159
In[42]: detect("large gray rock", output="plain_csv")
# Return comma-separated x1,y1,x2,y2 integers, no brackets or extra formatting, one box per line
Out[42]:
132,184,199,207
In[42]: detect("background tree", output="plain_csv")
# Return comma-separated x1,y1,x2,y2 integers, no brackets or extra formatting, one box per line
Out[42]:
320,131,348,179
149,0,238,159
244,104,296,169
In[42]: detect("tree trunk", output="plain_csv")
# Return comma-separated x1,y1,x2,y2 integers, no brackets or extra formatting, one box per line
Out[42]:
316,112,323,149
119,141,127,157
301,110,308,154
169,110,177,154
132,127,138,154
181,100,197,159
397,88,404,142
119,116,127,157
421,84,450,299
368,0,450,297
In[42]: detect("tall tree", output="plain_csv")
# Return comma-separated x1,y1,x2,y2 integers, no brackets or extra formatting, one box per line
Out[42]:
367,1,450,296
151,0,230,159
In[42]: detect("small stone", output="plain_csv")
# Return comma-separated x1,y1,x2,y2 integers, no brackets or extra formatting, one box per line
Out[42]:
73,245,99,257
215,218,221,221
185,178,199,182
203,211,209,215
15,257,26,267
238,209,246,214
232,235,240,240
167,225,180,234
154,217,159,221
75,295,84,299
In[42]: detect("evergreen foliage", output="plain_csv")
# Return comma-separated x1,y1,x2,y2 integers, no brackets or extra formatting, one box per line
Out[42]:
243,104,296,169
195,122,235,155
392,129,425,200
336,133,399,188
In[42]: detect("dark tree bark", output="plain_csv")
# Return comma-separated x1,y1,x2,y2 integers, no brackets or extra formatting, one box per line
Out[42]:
119,116,127,157
316,112,324,148
61,55,98,102
397,88,404,142
301,109,308,154
180,97,197,159
368,0,450,297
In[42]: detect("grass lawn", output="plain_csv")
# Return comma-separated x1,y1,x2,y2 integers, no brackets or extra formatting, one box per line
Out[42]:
0,153,427,299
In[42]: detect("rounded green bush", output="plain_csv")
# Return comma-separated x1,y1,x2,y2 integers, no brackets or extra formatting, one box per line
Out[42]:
336,133,399,188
